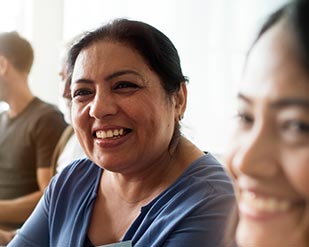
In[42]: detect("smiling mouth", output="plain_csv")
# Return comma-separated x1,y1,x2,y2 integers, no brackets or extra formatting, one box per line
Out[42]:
94,128,132,139
240,191,292,213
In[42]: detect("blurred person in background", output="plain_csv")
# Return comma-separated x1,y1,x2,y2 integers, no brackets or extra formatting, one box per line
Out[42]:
51,35,85,175
0,32,67,233
225,1,309,246
0,33,85,246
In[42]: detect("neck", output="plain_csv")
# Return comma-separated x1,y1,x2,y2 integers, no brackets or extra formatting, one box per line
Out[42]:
101,157,174,205
6,75,34,118
100,137,204,205
8,92,34,118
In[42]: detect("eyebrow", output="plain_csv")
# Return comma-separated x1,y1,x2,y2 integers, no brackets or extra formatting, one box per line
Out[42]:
73,78,93,84
237,93,252,104
237,93,309,109
270,99,309,109
72,70,143,85
105,69,143,81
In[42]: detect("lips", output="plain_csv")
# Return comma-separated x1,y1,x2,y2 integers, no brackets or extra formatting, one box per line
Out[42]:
240,190,291,213
92,127,132,149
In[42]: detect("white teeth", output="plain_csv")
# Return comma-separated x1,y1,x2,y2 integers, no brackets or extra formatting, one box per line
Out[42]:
113,129,119,136
96,131,106,139
96,129,125,139
106,130,113,138
241,191,291,212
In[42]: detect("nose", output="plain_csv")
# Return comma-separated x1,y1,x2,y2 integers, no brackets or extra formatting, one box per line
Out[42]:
89,90,118,119
231,123,280,179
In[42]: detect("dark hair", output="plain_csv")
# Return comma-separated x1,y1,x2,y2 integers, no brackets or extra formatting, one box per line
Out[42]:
0,31,34,74
67,19,188,151
248,0,309,73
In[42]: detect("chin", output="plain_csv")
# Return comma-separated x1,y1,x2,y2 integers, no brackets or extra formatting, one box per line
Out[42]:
236,219,306,247
236,221,263,247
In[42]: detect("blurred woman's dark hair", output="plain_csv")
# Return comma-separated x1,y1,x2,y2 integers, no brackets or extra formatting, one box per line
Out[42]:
246,0,309,73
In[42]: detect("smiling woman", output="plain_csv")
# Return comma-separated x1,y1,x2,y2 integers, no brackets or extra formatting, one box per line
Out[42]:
8,19,235,247
224,1,309,246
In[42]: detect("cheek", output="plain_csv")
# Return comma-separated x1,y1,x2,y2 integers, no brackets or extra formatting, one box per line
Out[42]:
284,153,309,200
71,104,91,152
143,101,176,146
71,103,89,133
138,97,170,125
71,104,81,126
223,151,234,177
223,133,241,179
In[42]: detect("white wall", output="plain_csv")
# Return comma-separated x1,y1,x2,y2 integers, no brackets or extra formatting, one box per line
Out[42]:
29,0,64,105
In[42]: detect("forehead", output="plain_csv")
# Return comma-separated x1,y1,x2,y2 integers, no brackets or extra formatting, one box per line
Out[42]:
240,21,309,101
72,41,150,78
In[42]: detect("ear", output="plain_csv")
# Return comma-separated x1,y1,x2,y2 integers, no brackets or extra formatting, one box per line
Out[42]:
174,82,187,121
0,56,9,75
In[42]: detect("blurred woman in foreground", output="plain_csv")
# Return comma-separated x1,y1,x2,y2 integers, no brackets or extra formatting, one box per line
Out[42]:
225,1,309,246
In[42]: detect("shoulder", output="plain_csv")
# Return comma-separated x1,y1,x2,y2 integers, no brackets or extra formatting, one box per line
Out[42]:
31,97,59,112
149,153,234,215
180,153,234,195
55,158,100,183
28,98,62,118
29,98,66,127
156,153,235,217
49,158,101,195
134,154,235,246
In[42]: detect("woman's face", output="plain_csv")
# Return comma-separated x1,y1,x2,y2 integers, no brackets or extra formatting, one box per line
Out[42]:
225,22,309,246
71,40,185,175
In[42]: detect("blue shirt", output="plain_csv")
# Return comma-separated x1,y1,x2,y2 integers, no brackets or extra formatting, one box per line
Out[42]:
8,153,235,247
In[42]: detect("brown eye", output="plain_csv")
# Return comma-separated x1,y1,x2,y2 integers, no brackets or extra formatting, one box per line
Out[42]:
73,88,92,98
282,120,309,134
113,81,139,90
280,119,309,145
235,112,254,129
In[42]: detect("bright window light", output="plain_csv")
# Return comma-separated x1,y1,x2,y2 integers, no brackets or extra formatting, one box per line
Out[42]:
0,0,26,32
